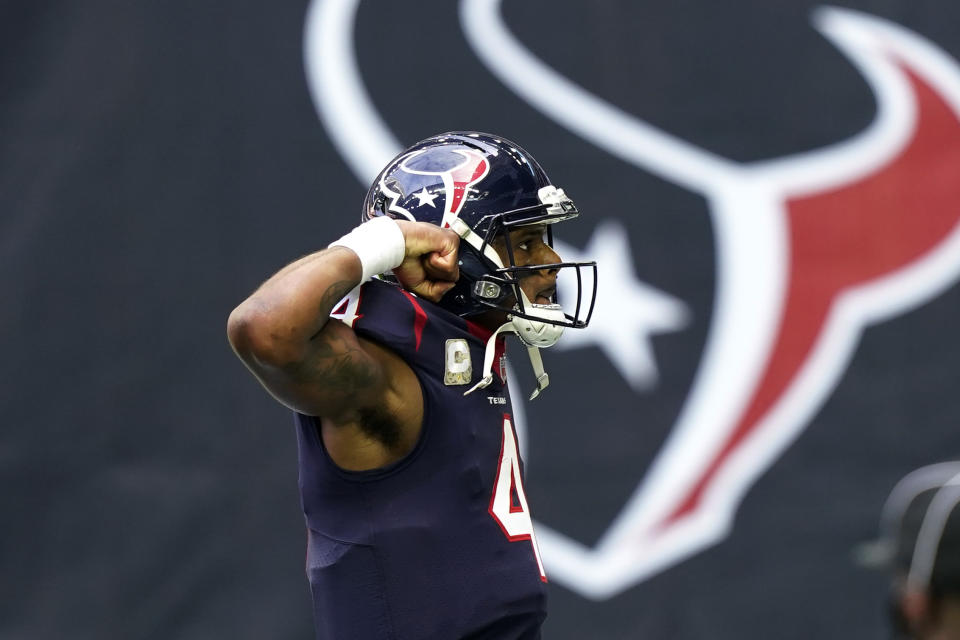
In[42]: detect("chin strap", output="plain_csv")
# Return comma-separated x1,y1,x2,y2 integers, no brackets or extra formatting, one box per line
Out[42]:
463,323,513,397
525,344,549,400
463,322,551,400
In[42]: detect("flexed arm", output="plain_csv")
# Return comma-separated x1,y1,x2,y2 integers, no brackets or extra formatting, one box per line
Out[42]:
227,218,459,421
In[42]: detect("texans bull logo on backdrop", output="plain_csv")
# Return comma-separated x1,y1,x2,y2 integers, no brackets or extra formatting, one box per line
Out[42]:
304,1,960,599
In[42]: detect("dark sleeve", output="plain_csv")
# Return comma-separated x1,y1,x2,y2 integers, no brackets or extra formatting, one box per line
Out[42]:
329,279,426,363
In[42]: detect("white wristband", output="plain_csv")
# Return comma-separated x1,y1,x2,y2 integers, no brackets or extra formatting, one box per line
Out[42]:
329,216,406,283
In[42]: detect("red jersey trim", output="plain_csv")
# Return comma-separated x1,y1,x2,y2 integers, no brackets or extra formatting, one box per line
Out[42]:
399,290,428,352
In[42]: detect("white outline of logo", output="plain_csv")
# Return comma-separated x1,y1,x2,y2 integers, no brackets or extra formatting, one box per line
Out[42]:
396,147,490,228
376,148,492,225
304,0,960,599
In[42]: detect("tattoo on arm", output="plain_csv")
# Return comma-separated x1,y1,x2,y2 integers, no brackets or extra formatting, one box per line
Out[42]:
306,331,378,391
315,279,357,332
299,279,381,400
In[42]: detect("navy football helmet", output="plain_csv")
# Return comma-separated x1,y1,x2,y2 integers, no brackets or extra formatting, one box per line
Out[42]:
362,132,597,398
362,131,596,329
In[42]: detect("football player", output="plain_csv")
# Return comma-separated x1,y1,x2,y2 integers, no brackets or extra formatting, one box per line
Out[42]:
866,463,960,639
227,132,596,639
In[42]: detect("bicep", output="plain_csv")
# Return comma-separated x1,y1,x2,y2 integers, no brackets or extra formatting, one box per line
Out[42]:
245,320,387,419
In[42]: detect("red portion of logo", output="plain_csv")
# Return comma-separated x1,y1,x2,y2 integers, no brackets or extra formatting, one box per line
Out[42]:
445,152,489,220
664,67,960,527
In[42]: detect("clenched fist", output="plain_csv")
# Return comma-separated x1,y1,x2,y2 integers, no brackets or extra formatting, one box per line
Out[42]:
392,221,460,302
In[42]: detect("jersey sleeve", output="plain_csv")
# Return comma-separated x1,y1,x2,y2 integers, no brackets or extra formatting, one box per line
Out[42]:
328,279,426,362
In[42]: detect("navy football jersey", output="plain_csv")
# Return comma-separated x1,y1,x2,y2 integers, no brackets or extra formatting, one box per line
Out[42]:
294,278,547,640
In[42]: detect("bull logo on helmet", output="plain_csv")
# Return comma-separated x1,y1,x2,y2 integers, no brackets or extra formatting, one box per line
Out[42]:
377,147,491,229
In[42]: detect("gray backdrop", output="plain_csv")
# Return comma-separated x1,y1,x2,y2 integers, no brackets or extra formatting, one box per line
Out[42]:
5,1,960,638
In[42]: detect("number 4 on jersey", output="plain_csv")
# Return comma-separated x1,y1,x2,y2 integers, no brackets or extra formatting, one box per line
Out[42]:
488,414,547,582
329,286,362,327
